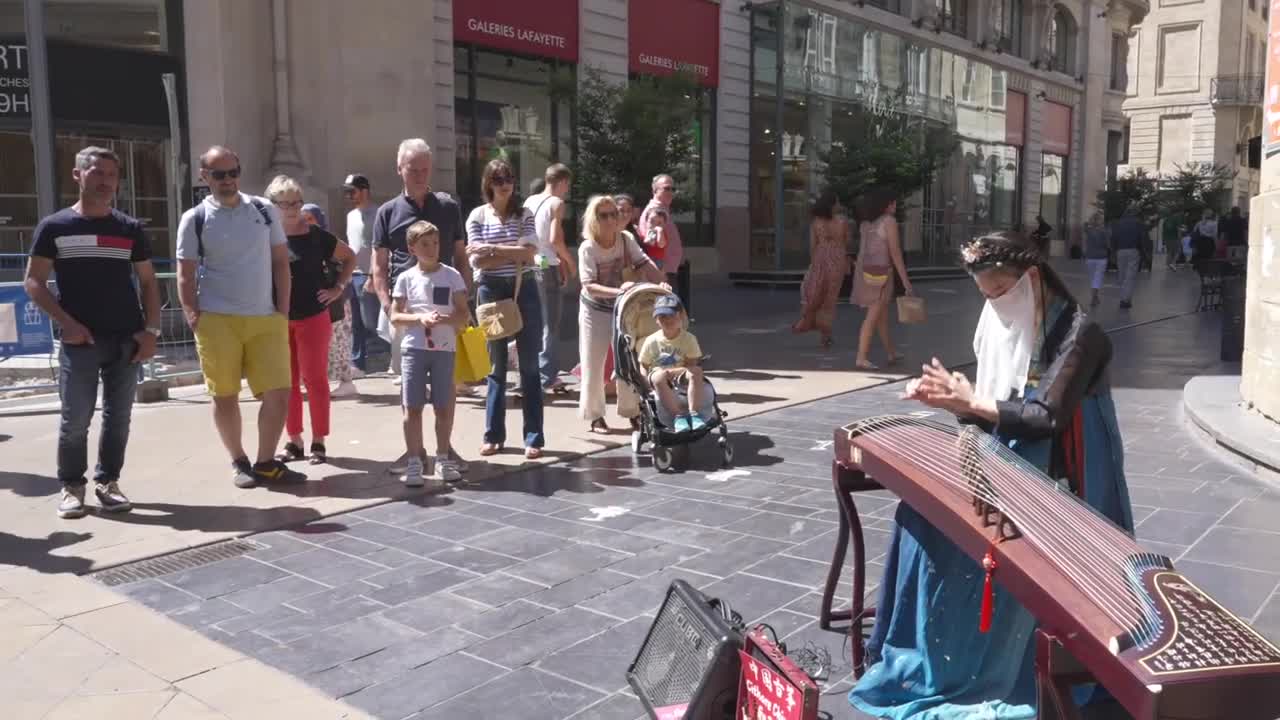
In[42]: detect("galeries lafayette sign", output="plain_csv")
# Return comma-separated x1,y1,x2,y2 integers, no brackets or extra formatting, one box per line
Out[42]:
454,1,579,63
629,0,720,87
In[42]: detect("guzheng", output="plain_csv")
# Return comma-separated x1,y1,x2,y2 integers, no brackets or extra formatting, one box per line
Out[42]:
832,415,1280,720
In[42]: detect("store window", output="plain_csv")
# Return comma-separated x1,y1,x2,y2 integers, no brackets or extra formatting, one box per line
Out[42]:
1040,152,1067,235
749,3,1019,270
1110,34,1128,91
453,46,574,213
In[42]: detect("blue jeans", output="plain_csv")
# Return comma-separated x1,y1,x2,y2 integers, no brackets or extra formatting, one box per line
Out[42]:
478,273,544,448
57,335,139,487
350,274,381,371
535,266,564,388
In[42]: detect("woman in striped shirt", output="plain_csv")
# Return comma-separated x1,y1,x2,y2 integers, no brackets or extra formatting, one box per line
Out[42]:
466,159,545,459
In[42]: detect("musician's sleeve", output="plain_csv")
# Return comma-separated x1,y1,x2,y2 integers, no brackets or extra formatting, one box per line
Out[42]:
994,319,1111,440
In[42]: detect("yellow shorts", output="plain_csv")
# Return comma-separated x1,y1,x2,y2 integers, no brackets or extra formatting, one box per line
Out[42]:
194,312,291,397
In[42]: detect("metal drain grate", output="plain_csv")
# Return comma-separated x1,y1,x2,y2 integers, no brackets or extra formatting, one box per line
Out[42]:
91,538,263,587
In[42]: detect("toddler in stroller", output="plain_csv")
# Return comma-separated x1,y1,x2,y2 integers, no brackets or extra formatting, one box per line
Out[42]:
614,285,732,472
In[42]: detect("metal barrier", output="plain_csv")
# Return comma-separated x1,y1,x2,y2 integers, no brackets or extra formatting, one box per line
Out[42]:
0,270,202,396
143,272,204,381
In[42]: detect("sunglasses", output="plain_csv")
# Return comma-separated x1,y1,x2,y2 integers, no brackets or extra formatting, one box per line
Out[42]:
207,167,241,181
597,210,620,220
657,186,676,193
491,175,514,186
274,199,302,209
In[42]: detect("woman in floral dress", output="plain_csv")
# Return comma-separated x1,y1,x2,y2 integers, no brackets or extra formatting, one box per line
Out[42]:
793,191,849,348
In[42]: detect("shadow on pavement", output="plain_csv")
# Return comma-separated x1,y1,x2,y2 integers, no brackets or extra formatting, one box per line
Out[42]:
0,530,95,575
0,471,59,499
107,501,326,534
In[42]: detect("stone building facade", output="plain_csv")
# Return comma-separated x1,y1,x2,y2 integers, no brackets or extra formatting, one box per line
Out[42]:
1122,0,1268,206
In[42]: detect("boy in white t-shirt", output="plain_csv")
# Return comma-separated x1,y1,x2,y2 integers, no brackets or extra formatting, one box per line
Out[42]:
390,221,469,488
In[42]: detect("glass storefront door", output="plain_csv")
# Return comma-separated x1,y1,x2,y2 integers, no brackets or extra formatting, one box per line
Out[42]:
454,46,574,213
1039,152,1067,239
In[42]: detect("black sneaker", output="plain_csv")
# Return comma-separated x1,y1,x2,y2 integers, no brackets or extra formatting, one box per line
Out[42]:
94,481,132,513
232,457,256,488
252,459,306,485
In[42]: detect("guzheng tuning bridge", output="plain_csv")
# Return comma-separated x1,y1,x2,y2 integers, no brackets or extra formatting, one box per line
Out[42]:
958,426,1020,542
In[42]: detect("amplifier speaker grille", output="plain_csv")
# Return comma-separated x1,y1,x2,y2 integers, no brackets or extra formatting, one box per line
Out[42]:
628,579,743,720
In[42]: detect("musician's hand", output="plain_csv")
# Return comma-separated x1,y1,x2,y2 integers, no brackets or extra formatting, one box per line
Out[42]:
913,358,975,415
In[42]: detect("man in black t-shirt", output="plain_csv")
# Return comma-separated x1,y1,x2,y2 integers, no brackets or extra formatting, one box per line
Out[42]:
25,146,162,520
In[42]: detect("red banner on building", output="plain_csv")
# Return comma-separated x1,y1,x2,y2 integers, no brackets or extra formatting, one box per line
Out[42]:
454,0,580,63
629,0,720,87
1043,101,1073,156
1005,90,1027,146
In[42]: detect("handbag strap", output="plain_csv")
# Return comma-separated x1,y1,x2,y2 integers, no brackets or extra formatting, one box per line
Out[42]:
512,260,524,297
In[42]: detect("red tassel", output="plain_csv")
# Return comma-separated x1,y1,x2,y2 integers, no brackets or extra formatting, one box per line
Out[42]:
979,550,997,633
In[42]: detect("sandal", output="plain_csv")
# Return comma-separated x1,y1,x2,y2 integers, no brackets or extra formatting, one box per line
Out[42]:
886,353,903,366
524,446,543,460
479,443,503,457
309,442,327,465
855,361,880,371
278,441,304,463
589,418,609,434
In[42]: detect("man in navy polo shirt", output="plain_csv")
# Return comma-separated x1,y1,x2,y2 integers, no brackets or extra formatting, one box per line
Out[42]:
372,138,472,474
25,146,162,519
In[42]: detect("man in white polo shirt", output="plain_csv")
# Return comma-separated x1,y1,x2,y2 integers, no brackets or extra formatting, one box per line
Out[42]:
176,145,304,489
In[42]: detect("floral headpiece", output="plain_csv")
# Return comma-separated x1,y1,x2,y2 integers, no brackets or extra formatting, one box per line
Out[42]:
959,236,1041,272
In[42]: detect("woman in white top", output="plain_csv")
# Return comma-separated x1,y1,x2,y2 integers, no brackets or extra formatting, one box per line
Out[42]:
465,159,544,459
577,194,666,433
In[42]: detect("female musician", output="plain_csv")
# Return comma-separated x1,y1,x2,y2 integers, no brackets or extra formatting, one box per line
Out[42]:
849,230,1135,719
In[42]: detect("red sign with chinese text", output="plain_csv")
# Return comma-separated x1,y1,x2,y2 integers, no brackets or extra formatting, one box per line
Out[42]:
736,649,805,720
453,0,580,63
628,0,720,87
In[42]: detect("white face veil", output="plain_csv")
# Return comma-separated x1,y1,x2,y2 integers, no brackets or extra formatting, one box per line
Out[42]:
973,269,1037,402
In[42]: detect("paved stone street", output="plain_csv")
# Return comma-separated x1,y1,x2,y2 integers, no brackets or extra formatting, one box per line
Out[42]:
4,263,1277,719
112,310,1280,718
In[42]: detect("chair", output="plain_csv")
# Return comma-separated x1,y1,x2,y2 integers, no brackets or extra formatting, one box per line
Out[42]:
1196,259,1227,312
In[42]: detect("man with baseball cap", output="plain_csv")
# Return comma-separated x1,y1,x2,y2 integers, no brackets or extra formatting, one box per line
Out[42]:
343,173,379,373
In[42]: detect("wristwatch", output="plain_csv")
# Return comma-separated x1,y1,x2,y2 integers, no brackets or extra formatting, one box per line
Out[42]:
146,326,162,338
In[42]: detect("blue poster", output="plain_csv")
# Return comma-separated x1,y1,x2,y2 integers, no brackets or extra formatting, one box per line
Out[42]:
0,283,54,357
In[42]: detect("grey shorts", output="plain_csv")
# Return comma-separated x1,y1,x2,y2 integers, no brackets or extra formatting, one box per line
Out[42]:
401,348,456,410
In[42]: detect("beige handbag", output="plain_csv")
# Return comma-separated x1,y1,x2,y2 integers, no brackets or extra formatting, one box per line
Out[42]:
475,263,525,341
897,294,927,324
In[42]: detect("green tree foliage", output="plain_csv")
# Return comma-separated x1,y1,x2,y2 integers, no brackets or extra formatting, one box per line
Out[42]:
1158,162,1236,226
567,68,701,212
1094,167,1160,223
821,103,958,217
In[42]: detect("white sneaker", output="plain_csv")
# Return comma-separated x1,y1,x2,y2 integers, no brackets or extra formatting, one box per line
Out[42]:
437,456,462,484
392,376,403,387
349,366,366,379
402,457,425,488
332,380,358,397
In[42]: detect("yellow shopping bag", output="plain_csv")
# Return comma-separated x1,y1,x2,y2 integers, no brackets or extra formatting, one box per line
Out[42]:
455,325,491,384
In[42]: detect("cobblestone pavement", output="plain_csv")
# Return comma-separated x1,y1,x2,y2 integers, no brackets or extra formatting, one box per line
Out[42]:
110,300,1280,720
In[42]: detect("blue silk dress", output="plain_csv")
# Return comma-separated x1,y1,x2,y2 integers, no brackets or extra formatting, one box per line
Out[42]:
849,299,1135,720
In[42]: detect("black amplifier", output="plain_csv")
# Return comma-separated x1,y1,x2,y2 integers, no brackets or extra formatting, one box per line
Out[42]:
628,579,744,720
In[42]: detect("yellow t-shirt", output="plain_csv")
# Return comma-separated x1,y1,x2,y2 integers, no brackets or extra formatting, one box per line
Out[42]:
639,329,702,371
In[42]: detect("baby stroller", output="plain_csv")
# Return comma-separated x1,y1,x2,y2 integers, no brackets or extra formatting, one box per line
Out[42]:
613,283,733,472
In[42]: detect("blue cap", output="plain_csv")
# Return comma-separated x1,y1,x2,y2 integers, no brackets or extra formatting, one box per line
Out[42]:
653,295,683,317
301,203,327,231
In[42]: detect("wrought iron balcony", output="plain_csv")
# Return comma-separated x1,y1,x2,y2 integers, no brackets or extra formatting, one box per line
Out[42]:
1210,75,1264,106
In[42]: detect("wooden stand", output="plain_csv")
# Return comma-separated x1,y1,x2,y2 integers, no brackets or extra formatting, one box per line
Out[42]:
820,460,882,677
1035,630,1094,720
